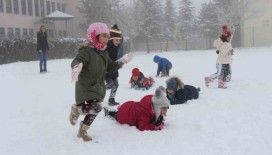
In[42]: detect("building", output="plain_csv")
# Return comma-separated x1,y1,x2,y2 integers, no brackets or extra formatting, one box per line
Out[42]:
241,0,272,47
0,0,85,39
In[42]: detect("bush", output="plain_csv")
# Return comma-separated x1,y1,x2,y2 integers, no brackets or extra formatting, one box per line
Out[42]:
0,38,79,65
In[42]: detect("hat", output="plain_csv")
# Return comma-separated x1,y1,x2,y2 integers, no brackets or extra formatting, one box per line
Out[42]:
132,68,140,77
86,22,110,50
110,24,122,40
153,55,161,63
166,77,184,91
152,87,170,120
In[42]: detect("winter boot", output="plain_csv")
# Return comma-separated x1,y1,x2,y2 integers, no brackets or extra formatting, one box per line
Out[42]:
204,77,213,87
218,79,227,89
77,122,92,141
108,98,119,106
69,104,80,125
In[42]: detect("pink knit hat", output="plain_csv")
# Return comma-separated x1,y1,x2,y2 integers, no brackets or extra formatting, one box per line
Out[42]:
86,22,110,51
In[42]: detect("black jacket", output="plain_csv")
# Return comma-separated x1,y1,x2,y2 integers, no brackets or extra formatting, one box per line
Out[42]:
37,31,49,51
167,85,199,105
106,41,121,80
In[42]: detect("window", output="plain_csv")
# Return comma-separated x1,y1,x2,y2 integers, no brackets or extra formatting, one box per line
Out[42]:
262,20,270,27
13,0,19,14
40,0,45,17
0,27,5,38
34,0,39,16
15,28,21,39
21,0,27,15
27,0,33,15
51,2,55,12
57,3,60,11
23,28,28,38
46,1,50,15
0,0,4,13
6,0,12,13
61,3,66,12
29,28,34,37
7,28,14,39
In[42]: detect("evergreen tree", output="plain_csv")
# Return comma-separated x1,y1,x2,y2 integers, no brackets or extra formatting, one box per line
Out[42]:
178,0,195,50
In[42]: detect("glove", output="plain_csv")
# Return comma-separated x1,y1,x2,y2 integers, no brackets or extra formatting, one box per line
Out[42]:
38,50,42,53
71,63,83,82
216,50,219,54
118,53,133,64
154,115,164,126
155,122,165,130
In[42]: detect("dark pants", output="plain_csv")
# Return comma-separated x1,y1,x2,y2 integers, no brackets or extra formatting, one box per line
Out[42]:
38,50,47,72
218,64,231,82
106,78,119,99
77,100,102,126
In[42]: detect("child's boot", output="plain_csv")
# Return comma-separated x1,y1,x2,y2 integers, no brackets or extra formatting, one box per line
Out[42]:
69,104,80,125
204,77,212,87
77,122,92,141
218,79,227,89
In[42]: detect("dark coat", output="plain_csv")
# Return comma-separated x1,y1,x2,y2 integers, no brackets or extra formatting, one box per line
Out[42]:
71,45,122,104
116,95,159,131
105,41,121,80
167,85,199,105
36,31,49,51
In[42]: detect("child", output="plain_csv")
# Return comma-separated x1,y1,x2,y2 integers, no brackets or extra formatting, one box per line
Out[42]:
129,68,154,90
105,24,123,106
69,22,132,142
153,55,172,77
166,77,200,105
214,25,233,82
104,87,169,131
205,31,233,89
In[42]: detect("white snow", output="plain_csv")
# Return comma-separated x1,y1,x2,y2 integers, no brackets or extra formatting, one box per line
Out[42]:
1,47,272,155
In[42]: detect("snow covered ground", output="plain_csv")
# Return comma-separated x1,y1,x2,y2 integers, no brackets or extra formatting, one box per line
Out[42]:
1,47,272,155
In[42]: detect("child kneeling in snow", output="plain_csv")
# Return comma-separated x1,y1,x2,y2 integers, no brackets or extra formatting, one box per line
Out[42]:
166,77,200,105
104,87,169,131
129,68,154,90
153,55,172,77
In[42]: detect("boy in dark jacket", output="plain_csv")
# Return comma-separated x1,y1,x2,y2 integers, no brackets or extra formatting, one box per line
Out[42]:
166,77,200,105
129,68,154,90
104,87,169,131
105,25,123,106
153,55,172,77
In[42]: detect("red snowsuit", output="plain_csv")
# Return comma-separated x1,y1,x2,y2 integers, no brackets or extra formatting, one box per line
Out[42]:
116,95,159,131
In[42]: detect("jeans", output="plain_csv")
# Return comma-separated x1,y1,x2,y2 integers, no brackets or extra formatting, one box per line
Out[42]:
38,50,47,72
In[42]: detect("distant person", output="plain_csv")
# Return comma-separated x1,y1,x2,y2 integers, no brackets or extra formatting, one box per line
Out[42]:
166,77,200,104
153,55,172,77
104,87,169,131
37,25,49,73
105,24,123,106
205,32,233,89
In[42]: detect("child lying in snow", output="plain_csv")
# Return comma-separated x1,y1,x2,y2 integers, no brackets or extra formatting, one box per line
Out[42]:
104,87,169,131
129,68,154,90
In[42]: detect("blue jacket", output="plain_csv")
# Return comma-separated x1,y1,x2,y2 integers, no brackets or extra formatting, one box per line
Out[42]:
153,55,172,76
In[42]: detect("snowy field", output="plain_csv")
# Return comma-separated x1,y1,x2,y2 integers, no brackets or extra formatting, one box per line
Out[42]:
1,47,272,155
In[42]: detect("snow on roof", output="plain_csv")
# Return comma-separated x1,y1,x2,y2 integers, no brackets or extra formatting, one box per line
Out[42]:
45,10,74,20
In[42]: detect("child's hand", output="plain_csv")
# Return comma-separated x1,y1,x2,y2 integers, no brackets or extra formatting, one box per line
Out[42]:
71,63,83,82
119,53,133,64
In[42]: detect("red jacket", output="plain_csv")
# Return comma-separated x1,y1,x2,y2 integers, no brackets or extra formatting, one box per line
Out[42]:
116,95,158,131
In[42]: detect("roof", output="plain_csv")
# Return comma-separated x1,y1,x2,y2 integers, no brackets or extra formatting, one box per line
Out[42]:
44,10,74,20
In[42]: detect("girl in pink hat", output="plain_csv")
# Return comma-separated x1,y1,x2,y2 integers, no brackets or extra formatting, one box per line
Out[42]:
69,22,133,142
